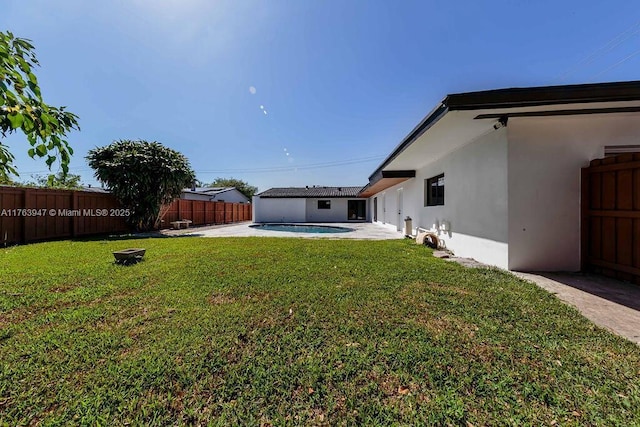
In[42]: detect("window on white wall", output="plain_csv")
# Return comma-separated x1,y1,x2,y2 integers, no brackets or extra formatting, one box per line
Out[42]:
318,200,331,209
425,174,444,206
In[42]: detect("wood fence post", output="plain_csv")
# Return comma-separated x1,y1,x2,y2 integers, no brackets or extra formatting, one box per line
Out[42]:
71,191,78,238
580,168,589,272
22,188,29,244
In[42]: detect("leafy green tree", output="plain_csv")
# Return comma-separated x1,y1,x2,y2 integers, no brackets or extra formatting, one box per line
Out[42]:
87,140,195,231
0,31,80,181
23,172,83,189
205,177,257,199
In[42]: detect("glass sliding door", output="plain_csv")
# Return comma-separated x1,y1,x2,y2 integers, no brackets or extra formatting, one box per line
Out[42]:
347,200,366,221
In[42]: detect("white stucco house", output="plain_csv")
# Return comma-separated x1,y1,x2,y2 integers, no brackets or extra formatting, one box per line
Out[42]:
253,186,369,223
360,80,640,272
181,187,250,204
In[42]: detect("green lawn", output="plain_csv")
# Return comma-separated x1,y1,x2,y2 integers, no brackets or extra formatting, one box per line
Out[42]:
1,237,639,426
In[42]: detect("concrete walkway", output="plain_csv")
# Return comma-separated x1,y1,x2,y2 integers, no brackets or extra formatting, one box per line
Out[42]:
515,272,640,345
184,222,404,240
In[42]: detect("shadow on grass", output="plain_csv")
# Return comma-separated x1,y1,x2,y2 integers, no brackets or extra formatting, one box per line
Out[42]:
70,232,202,243
1,229,213,250
113,258,146,267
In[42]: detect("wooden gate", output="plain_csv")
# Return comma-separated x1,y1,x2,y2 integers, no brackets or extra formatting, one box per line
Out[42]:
581,153,640,284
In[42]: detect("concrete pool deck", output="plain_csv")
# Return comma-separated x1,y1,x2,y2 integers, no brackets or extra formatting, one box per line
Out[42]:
182,222,404,240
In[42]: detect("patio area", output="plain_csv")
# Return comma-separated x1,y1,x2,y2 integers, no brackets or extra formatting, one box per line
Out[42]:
183,222,404,239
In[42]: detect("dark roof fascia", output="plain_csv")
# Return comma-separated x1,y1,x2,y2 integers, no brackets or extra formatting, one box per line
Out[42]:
366,80,640,188
382,170,416,178
446,80,640,111
368,169,417,186
474,105,640,120
367,103,449,182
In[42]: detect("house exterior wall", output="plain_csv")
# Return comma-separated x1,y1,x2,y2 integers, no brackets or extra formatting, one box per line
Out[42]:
372,129,509,268
507,113,640,271
305,198,369,222
252,198,306,222
253,197,369,223
370,112,640,272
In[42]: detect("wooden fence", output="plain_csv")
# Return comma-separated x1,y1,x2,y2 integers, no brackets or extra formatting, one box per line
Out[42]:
159,199,252,228
0,186,130,245
0,186,252,245
581,152,640,284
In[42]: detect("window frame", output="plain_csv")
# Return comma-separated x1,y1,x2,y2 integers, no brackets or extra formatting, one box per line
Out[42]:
425,173,445,206
347,199,366,220
317,200,331,210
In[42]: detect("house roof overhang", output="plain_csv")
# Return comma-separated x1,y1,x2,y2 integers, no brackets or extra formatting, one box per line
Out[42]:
364,80,640,194
358,171,415,197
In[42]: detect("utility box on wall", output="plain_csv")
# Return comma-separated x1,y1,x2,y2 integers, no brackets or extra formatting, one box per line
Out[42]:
404,216,412,236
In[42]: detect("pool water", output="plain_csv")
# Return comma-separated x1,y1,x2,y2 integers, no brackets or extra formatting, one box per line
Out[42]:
250,224,354,234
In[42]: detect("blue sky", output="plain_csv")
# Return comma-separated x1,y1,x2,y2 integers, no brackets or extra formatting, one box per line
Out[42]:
3,0,640,191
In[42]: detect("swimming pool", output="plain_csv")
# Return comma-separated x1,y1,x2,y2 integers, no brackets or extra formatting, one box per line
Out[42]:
250,224,354,234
